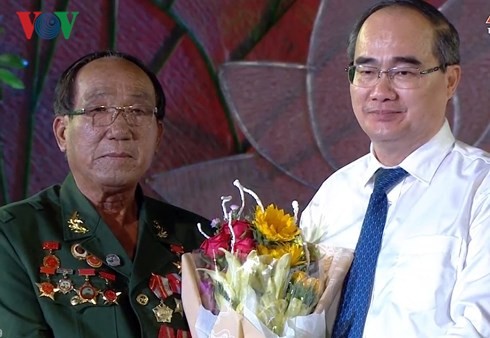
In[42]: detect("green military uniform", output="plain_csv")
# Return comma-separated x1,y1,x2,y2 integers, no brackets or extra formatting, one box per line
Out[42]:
0,174,210,338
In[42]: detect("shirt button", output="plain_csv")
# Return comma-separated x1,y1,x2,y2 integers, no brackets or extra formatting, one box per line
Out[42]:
136,293,149,306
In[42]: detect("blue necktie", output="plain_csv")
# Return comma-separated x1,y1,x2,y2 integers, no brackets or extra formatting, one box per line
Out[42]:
332,167,408,338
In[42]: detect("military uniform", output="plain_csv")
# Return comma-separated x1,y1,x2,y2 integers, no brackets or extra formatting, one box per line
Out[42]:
0,174,210,338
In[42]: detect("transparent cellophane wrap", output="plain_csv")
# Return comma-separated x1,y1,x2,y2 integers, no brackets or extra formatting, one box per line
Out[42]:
181,246,353,338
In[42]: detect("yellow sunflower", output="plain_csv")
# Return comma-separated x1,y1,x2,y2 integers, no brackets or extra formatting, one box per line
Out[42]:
254,204,300,242
257,242,305,267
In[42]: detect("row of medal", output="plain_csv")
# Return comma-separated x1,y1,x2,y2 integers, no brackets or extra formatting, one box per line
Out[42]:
149,274,191,338
37,241,121,305
38,240,191,337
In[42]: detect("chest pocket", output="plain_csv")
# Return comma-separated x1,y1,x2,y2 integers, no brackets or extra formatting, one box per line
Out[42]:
390,235,462,312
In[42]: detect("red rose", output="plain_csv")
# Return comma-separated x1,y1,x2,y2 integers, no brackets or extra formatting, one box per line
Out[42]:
223,220,253,239
234,237,256,258
200,231,231,258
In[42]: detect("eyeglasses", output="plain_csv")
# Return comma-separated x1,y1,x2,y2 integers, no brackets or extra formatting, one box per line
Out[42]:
70,104,158,127
346,64,443,89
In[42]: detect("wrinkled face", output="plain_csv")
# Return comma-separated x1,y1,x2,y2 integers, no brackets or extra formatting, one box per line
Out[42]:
350,7,460,158
53,57,163,192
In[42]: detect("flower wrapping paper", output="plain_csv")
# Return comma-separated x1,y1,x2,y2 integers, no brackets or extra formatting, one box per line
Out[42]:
181,246,353,338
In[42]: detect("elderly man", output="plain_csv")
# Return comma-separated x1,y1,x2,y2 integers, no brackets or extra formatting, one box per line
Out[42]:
301,1,490,337
0,51,209,338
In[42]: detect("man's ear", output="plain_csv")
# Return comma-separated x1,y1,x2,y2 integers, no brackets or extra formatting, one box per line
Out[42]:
446,64,461,99
53,116,68,152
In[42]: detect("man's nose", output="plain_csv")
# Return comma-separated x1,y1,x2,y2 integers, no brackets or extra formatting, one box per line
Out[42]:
369,73,397,100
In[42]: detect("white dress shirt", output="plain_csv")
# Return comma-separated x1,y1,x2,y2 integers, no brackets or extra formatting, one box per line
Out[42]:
300,120,490,337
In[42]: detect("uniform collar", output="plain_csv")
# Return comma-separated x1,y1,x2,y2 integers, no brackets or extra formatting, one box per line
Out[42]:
59,173,103,242
59,173,187,283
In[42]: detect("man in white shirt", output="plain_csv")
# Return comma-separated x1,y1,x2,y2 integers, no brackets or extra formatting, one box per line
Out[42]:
300,1,490,337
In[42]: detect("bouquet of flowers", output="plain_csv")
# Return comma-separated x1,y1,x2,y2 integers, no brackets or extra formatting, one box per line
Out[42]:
181,180,353,338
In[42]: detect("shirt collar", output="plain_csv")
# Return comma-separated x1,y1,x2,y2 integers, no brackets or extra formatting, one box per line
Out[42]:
362,119,455,186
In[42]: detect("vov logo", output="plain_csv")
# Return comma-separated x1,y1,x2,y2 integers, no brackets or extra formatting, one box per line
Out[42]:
487,15,490,35
16,12,79,40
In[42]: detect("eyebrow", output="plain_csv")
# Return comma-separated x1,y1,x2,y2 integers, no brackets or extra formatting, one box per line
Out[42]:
354,56,423,67
81,89,153,103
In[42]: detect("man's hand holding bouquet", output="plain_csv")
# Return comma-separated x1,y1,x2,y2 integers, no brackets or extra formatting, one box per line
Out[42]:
181,180,353,338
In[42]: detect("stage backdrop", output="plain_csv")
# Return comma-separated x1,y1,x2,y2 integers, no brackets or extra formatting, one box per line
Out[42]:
1,0,489,219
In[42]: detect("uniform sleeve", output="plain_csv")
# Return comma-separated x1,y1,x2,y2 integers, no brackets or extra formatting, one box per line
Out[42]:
0,226,53,338
443,192,490,337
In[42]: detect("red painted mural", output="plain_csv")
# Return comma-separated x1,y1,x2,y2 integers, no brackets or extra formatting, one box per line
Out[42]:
1,0,489,219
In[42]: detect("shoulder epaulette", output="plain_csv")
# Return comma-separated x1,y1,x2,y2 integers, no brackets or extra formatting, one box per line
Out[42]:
0,209,15,223
27,200,45,211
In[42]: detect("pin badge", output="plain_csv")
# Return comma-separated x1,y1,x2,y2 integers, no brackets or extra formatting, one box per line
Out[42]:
105,253,121,267
136,293,149,306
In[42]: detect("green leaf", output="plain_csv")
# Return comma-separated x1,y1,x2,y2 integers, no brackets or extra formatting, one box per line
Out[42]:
0,53,28,69
0,68,25,89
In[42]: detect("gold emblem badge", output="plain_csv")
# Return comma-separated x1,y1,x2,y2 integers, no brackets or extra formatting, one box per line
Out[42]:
136,293,149,305
152,220,168,238
67,211,89,234
152,302,173,323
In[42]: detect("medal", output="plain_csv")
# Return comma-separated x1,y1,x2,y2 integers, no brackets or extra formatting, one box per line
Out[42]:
158,325,191,338
77,268,98,304
56,268,74,294
149,273,174,300
37,266,58,300
170,244,184,257
176,330,191,338
86,254,103,268
99,271,121,305
71,244,103,269
70,295,81,306
37,282,57,300
172,261,182,274
102,289,121,305
166,273,181,294
71,243,88,260
152,302,173,323
173,298,184,316
158,325,176,338
42,241,60,269
149,273,184,325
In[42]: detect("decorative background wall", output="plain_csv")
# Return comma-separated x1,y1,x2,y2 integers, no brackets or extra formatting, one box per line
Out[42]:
1,0,489,219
